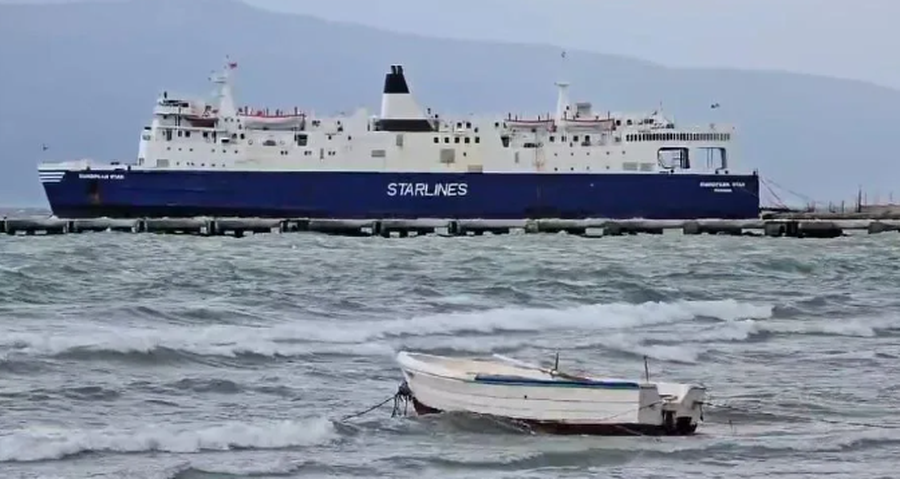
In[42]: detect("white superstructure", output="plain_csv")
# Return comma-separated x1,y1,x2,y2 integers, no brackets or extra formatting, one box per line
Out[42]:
45,58,737,176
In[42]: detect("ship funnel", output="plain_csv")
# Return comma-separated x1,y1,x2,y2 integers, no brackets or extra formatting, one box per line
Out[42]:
377,64,433,131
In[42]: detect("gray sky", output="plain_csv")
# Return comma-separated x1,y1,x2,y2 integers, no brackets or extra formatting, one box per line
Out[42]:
5,0,897,89
246,0,900,90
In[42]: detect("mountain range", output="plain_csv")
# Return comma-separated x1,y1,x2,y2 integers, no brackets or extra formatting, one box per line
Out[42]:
1,0,898,208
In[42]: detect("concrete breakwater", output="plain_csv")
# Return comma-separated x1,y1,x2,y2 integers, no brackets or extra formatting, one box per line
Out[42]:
3,216,900,238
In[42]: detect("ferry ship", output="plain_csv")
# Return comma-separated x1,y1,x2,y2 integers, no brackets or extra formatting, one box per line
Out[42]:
37,59,760,219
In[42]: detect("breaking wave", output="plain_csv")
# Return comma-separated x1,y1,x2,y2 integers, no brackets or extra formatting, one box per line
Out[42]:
0,417,336,463
0,300,773,362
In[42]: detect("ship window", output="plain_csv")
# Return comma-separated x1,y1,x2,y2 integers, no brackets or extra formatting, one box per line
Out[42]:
444,137,450,144
371,149,386,158
500,135,510,147
466,121,471,128
185,131,191,138
573,135,579,142
177,131,182,137
549,136,555,142
454,137,460,144
433,137,439,143
203,132,209,138
475,137,480,144
561,136,567,142
584,135,591,142
494,122,500,128
464,137,470,144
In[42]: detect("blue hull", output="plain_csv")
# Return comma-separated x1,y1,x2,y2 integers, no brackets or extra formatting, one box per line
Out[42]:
39,170,760,219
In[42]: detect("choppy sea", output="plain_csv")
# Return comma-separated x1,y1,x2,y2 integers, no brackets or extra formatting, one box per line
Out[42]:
1,224,899,478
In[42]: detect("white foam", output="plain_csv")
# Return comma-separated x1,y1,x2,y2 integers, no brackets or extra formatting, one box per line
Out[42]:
0,300,773,359
0,417,335,463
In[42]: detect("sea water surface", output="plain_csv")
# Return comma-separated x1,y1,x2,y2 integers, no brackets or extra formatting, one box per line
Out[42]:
1,229,899,478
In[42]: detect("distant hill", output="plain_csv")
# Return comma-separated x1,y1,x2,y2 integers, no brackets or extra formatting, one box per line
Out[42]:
1,0,898,208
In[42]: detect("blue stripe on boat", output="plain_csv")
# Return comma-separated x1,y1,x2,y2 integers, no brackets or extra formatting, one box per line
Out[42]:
472,374,641,389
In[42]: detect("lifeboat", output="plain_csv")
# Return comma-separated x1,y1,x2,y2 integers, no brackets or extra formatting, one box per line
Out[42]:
239,108,306,130
505,117,556,129
560,117,615,130
182,104,219,128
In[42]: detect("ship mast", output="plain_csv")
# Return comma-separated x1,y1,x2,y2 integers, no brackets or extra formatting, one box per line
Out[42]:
211,56,238,119
555,50,570,125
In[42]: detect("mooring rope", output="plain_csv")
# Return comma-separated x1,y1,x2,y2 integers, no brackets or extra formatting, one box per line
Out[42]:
704,400,900,430
337,381,412,422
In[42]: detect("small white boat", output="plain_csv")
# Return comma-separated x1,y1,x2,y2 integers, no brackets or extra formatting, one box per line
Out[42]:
395,351,705,435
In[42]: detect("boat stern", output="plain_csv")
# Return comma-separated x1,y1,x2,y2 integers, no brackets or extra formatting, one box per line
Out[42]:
655,383,706,434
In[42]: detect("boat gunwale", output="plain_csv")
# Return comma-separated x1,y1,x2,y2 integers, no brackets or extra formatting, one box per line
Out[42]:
398,351,660,391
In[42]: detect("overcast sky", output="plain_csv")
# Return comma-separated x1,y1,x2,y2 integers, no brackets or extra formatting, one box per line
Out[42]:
246,0,900,90
4,0,898,90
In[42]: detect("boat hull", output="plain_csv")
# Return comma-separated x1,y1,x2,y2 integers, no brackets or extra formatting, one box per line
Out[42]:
395,351,705,436
39,169,759,220
410,397,698,436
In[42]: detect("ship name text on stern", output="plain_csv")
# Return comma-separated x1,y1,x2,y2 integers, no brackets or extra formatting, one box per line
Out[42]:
79,173,125,180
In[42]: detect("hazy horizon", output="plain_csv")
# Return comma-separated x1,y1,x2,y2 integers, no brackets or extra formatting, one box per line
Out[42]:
1,0,898,208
